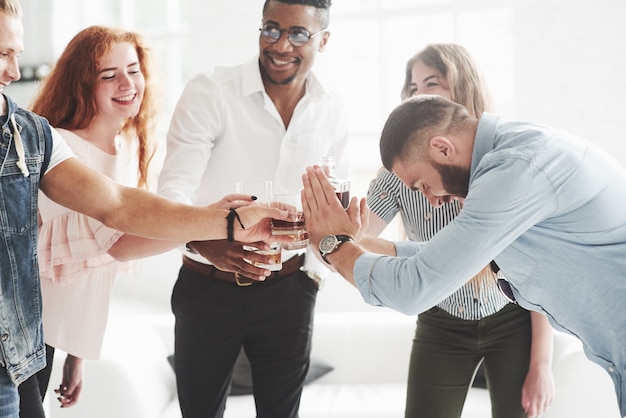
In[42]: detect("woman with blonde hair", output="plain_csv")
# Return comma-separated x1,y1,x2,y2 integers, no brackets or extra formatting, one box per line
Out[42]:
365,43,554,418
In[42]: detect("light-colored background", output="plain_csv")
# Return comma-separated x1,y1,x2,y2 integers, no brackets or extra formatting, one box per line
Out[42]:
8,0,626,313
10,2,624,416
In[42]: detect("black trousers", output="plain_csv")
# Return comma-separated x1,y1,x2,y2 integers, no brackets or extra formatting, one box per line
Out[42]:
172,265,318,418
18,344,55,418
405,304,532,418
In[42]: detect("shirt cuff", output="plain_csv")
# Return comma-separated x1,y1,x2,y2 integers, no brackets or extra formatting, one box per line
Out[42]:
353,252,389,307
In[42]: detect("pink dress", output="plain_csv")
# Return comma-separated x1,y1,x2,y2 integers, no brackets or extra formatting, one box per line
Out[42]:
38,128,139,359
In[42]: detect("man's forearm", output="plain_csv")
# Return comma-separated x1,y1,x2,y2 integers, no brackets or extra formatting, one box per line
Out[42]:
324,241,365,286
102,186,230,241
41,158,231,242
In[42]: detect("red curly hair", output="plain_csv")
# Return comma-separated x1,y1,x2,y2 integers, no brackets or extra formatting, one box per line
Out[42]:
30,25,160,188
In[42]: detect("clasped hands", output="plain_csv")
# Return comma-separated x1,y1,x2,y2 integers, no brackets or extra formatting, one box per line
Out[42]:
190,193,294,282
194,167,368,281
301,165,368,252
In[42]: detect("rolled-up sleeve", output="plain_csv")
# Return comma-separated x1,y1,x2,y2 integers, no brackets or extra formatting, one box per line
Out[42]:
354,243,428,315
352,152,557,316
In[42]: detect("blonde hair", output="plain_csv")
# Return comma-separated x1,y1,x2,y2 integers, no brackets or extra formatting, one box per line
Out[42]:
401,43,494,118
469,265,497,297
0,0,22,18
401,43,497,290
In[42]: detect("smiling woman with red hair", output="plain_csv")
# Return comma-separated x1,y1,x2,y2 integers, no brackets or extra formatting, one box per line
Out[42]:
31,25,159,188
19,25,162,417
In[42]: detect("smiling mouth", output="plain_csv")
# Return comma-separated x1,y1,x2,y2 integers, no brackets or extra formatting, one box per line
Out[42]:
267,53,298,67
272,57,294,65
113,93,137,103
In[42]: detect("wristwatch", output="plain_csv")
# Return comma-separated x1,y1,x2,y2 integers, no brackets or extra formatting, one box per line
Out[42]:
319,234,353,264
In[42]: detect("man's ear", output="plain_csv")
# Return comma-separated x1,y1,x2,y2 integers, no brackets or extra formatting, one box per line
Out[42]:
318,31,330,52
429,136,456,162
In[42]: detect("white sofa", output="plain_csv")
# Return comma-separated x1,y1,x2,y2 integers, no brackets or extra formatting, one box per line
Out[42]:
45,307,488,418
46,309,622,418
45,251,621,418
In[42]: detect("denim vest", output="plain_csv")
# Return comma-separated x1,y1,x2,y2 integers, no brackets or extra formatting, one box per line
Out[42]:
0,94,52,385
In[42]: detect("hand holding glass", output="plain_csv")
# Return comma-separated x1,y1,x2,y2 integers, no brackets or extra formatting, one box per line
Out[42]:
235,181,282,271
270,194,309,250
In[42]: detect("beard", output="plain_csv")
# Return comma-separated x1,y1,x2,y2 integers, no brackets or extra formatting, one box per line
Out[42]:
260,54,298,85
265,73,296,85
432,161,470,198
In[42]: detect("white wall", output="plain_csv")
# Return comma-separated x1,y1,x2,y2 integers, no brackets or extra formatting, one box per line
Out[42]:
187,0,259,70
11,0,626,315
514,0,626,159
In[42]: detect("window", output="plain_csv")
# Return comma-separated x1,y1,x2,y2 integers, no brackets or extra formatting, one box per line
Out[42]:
314,0,514,173
48,0,514,193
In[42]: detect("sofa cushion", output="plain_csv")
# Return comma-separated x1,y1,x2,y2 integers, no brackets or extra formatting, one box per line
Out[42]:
230,349,334,395
166,349,334,396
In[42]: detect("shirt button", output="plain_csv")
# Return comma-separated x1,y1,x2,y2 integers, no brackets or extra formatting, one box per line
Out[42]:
608,366,615,373
1,334,8,341
424,212,432,221
458,306,465,314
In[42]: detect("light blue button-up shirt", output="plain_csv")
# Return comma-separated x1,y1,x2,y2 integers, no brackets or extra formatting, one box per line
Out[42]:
354,113,626,415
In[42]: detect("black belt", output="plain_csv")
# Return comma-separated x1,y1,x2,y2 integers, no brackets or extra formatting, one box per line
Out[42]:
182,254,305,286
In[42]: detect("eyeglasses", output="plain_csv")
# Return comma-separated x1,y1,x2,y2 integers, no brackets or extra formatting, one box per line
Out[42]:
259,24,328,47
490,261,517,304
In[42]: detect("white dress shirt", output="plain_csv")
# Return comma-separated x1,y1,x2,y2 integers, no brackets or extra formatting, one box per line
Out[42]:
158,56,350,275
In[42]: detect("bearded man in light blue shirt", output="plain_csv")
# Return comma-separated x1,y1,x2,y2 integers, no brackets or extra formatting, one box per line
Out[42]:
302,94,626,417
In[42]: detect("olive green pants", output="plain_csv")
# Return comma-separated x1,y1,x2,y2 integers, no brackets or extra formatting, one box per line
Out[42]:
405,304,532,418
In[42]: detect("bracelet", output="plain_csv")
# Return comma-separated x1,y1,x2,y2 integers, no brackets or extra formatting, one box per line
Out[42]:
185,242,197,254
226,208,245,242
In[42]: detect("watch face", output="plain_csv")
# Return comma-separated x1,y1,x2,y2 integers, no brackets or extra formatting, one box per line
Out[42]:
319,235,337,253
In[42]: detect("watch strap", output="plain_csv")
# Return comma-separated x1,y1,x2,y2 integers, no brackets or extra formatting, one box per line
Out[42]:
320,234,353,264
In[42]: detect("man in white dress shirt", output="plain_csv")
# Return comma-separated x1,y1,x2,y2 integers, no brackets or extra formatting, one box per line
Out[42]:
0,1,288,415
157,1,349,417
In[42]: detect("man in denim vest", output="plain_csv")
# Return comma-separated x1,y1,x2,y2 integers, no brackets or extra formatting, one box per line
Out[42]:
0,2,290,416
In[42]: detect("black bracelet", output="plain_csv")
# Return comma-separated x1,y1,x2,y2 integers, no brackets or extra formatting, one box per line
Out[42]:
185,242,197,254
226,208,245,241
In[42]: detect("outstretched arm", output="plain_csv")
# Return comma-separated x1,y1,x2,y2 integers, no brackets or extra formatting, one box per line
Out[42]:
40,159,288,243
107,194,262,261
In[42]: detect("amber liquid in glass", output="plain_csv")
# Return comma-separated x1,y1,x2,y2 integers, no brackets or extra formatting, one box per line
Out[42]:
271,213,308,250
336,190,350,208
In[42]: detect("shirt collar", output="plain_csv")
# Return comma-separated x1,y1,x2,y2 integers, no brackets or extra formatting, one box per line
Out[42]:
470,112,500,177
240,56,328,101
1,93,17,120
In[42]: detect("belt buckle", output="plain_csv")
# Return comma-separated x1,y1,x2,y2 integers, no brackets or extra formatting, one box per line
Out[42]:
235,273,253,287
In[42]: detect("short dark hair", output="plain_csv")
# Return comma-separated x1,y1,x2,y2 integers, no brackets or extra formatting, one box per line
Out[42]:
262,0,332,29
380,95,471,170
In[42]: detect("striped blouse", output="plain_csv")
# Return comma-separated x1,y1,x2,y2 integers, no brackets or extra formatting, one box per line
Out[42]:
366,167,509,320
